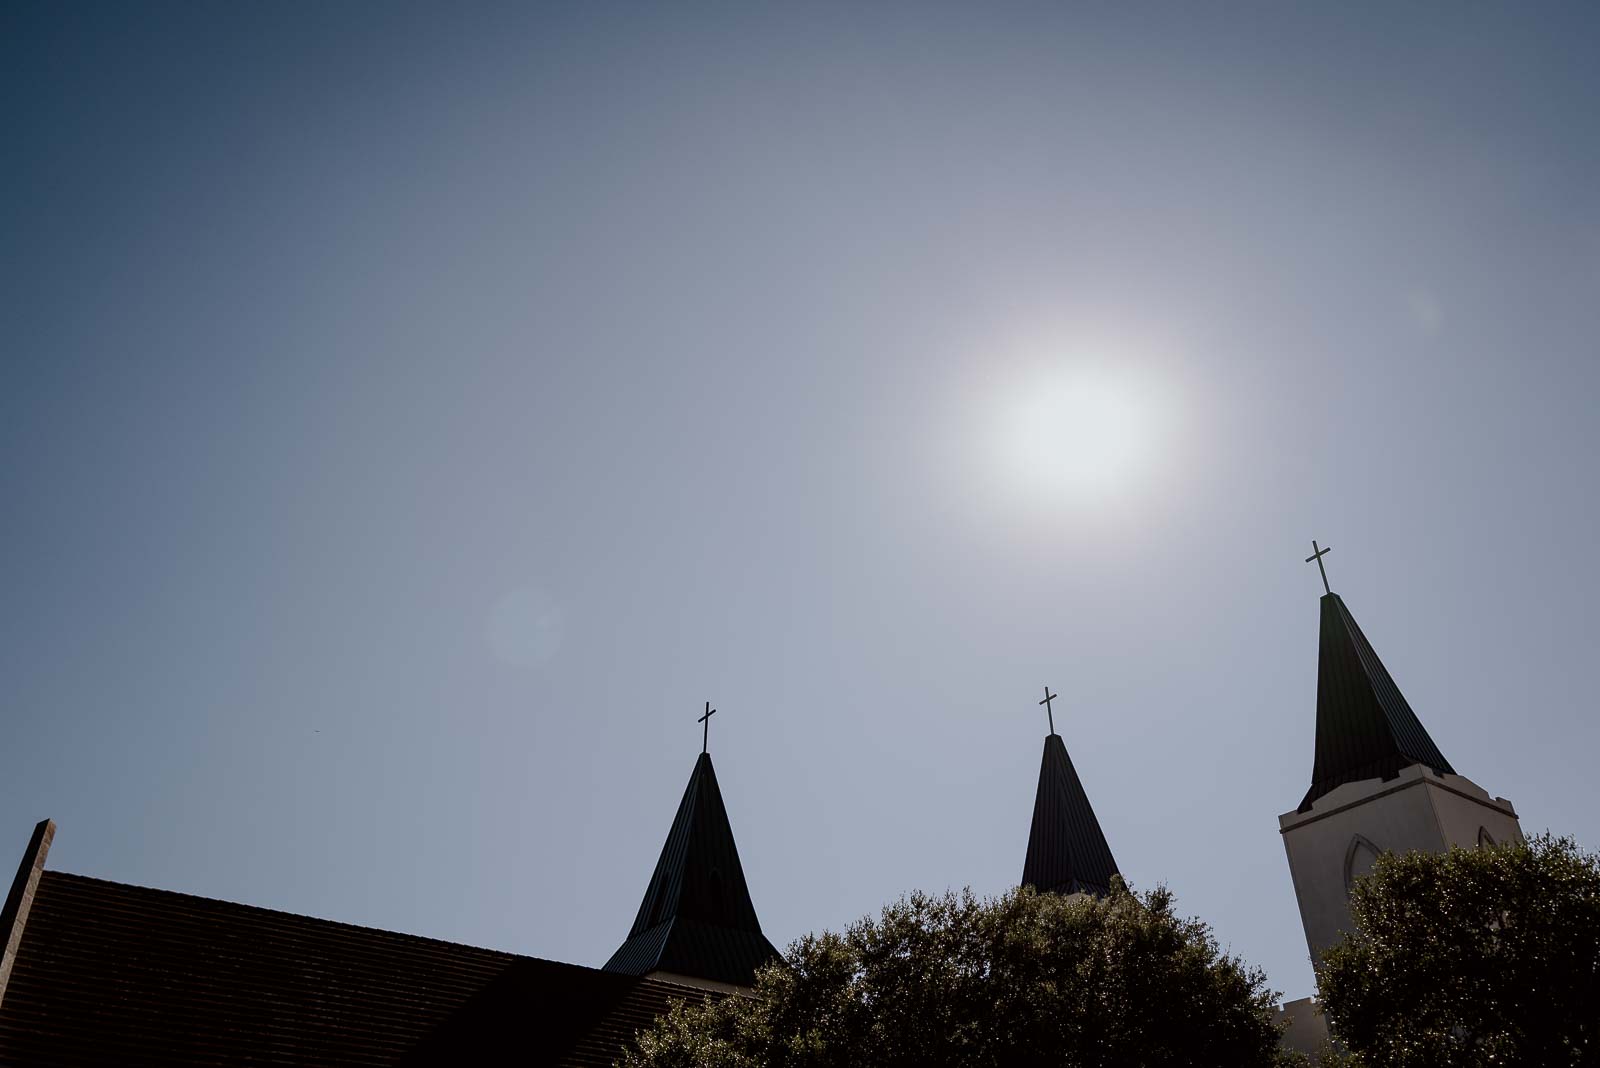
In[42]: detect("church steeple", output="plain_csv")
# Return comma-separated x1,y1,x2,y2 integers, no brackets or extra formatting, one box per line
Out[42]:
1298,591,1455,812
604,749,779,988
1020,695,1119,897
1282,549,1520,976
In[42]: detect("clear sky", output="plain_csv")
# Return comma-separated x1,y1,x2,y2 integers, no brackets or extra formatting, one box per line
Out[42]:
4,2,1598,1001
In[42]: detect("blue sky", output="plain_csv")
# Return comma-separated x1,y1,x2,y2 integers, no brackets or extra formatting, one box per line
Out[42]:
4,2,1598,1001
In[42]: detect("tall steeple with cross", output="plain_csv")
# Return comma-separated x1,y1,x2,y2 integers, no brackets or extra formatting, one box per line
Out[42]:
1020,686,1119,897
1295,541,1455,810
605,702,779,989
1280,541,1524,973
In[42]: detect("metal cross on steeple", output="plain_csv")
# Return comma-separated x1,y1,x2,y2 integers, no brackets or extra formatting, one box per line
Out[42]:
1305,540,1333,595
1039,686,1059,736
698,701,717,754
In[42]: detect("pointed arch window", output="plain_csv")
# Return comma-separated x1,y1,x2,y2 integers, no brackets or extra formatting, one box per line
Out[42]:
1344,834,1382,891
1478,826,1497,848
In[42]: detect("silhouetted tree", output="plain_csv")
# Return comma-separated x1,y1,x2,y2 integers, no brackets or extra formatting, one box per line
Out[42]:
1318,833,1600,1067
624,882,1298,1067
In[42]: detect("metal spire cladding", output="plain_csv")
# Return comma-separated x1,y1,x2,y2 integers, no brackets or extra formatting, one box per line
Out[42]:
603,751,779,987
1298,592,1455,812
1020,727,1120,898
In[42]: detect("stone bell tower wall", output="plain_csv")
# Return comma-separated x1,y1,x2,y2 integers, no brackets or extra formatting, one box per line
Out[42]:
1279,764,1521,966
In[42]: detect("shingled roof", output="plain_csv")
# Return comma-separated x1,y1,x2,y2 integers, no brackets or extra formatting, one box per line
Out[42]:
0,821,717,1067
1299,592,1455,812
605,752,779,987
1021,733,1120,898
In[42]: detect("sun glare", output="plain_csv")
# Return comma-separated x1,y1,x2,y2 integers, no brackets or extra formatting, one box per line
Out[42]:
993,365,1167,507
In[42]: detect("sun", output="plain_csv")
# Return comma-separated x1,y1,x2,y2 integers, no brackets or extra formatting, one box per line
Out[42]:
992,364,1166,506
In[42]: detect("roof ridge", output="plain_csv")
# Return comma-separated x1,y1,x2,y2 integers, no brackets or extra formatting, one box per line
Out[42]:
41,870,546,963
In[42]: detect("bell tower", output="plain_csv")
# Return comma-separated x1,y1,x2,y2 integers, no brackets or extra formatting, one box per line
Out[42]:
1280,550,1523,966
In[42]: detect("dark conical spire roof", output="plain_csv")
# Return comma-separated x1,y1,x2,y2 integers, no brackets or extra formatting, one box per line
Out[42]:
604,752,779,987
1021,733,1119,897
1299,592,1455,812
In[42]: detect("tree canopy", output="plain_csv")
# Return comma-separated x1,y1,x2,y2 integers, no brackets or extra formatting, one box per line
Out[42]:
624,882,1296,1068
1318,833,1600,1067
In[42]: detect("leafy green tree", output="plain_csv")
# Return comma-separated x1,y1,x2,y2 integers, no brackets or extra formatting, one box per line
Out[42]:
624,882,1298,1067
1318,833,1600,1067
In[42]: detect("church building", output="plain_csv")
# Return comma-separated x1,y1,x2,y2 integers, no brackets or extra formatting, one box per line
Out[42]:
0,548,1527,1063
